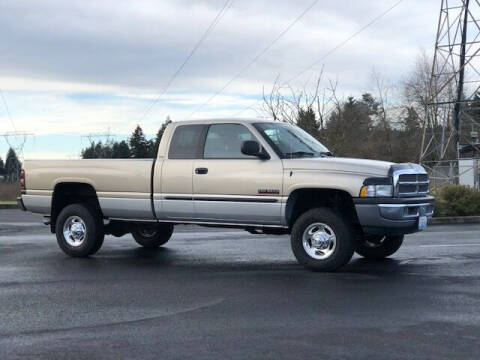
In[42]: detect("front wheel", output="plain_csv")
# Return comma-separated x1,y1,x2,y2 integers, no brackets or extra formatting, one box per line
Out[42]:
291,208,354,271
355,235,404,260
132,223,174,248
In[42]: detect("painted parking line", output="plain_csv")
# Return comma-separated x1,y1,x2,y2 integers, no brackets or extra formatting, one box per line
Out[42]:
420,243,480,247
0,222,43,227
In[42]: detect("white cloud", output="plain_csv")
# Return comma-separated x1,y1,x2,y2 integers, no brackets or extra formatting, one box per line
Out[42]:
0,0,441,144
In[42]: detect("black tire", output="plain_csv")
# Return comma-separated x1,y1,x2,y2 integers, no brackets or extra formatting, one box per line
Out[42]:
355,235,404,260
132,223,174,248
291,208,354,271
55,203,104,257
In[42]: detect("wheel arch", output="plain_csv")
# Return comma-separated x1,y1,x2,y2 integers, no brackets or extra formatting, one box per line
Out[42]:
285,188,360,229
51,182,102,233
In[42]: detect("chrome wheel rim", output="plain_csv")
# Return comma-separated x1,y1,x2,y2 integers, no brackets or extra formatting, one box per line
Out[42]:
63,216,87,247
302,222,336,260
138,228,157,238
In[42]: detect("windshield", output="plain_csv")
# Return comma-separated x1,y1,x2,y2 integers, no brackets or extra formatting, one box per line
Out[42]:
253,122,331,158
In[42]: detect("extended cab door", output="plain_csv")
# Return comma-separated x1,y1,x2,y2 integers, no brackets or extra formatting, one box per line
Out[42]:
193,123,284,225
155,124,207,220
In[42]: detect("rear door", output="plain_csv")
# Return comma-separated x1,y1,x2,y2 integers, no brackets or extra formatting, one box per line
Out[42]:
193,123,284,224
156,124,207,220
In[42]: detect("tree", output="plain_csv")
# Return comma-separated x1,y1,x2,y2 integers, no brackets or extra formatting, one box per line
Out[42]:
152,116,173,156
80,124,160,159
112,140,131,158
81,141,113,159
318,94,382,159
129,125,150,158
393,106,423,162
297,107,320,138
5,148,21,183
0,156,5,180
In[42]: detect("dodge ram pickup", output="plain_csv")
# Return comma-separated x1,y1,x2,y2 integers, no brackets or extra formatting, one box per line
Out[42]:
19,119,434,271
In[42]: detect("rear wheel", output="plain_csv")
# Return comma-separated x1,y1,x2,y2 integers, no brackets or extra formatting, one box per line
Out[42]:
291,208,354,271
55,203,104,257
355,235,404,259
132,223,174,248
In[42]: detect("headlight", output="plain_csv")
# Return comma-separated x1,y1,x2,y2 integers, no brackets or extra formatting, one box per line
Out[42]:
359,177,393,197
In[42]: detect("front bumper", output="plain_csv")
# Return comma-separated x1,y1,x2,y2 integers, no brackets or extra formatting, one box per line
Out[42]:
354,196,435,236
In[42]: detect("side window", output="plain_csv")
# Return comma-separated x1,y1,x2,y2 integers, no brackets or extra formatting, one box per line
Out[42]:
203,124,256,159
168,125,204,159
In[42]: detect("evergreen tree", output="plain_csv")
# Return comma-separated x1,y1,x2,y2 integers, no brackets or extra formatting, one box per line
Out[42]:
153,116,173,156
5,148,21,183
320,95,374,158
81,142,97,159
112,140,131,158
297,107,320,138
0,156,5,180
81,141,111,158
129,125,150,158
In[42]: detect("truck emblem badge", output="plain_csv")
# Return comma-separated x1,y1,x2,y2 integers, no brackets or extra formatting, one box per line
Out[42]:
258,189,280,194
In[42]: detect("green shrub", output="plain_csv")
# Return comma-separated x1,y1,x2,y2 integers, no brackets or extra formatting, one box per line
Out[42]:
433,185,480,217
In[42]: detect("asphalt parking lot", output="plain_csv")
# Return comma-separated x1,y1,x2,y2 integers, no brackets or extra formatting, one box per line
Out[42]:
1,209,480,359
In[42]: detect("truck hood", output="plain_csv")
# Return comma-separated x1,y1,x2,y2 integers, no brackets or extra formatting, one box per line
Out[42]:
282,157,393,177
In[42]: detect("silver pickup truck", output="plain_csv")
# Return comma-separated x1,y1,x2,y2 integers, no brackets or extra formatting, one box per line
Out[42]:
19,119,434,271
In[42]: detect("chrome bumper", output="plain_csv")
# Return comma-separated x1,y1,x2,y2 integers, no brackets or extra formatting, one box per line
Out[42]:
354,196,435,236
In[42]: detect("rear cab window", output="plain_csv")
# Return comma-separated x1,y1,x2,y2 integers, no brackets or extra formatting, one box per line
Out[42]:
168,124,206,159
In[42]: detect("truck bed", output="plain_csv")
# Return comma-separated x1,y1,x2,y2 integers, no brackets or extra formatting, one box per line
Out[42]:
23,159,155,219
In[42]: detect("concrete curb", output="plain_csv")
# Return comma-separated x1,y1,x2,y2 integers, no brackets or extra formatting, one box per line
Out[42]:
0,204,18,209
429,216,480,225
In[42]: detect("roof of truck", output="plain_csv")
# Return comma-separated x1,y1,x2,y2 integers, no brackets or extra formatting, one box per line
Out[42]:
171,118,275,125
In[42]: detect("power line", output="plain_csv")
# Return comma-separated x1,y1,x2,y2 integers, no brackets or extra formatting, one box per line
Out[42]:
186,0,321,120
287,0,404,84
137,0,233,122
0,88,16,132
232,0,404,117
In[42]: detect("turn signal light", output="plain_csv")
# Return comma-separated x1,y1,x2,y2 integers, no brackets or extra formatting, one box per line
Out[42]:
360,186,368,197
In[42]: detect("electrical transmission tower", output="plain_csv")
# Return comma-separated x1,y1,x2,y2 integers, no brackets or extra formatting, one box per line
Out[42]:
0,131,34,160
80,128,116,158
422,0,480,165
0,131,34,182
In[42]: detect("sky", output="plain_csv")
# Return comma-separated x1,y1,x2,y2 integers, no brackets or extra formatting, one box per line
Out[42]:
0,0,440,159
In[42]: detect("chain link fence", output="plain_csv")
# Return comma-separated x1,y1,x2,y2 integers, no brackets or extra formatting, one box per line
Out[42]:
422,159,480,190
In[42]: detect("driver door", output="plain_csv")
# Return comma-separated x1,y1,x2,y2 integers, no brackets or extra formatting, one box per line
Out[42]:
193,123,283,225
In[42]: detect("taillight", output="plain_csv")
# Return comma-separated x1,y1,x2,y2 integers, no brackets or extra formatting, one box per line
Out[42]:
20,169,25,190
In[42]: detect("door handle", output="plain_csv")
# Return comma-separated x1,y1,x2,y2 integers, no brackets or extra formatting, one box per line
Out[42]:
195,167,208,175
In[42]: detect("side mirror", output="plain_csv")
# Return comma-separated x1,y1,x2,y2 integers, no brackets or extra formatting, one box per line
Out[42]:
241,140,270,160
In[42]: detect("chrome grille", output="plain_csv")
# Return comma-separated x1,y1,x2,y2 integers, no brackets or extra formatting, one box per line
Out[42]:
397,173,429,197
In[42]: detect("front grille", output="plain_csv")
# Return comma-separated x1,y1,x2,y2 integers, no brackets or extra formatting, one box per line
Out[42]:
397,173,429,197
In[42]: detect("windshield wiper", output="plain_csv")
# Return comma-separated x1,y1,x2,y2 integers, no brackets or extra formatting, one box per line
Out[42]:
320,151,333,157
285,151,315,158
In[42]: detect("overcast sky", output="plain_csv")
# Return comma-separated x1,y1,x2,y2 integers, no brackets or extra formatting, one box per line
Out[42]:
0,0,440,158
